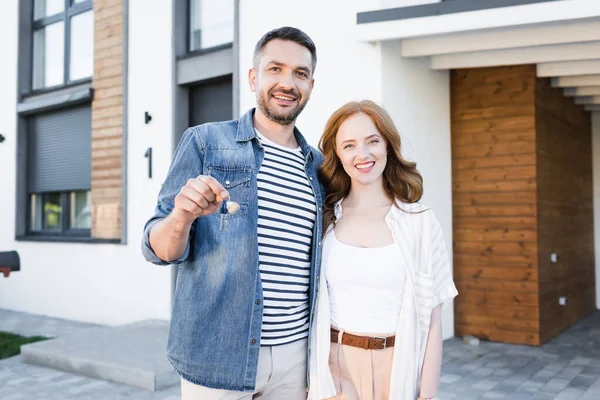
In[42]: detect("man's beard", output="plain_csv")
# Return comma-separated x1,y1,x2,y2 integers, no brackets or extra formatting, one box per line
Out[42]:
257,88,309,126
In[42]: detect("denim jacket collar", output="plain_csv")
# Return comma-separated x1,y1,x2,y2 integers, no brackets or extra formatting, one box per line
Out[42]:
237,108,314,161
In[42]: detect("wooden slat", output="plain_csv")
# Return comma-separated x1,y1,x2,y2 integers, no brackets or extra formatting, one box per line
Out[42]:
453,205,536,218
453,166,536,183
454,253,536,268
452,105,535,122
538,235,594,251
455,314,539,333
452,131,535,147
454,154,536,170
454,241,537,257
455,278,537,293
456,287,538,306
538,263,595,285
453,228,537,242
453,191,537,206
453,141,536,159
453,180,536,193
455,325,540,346
455,302,538,320
453,87,534,110
536,204,594,219
452,65,536,86
454,216,536,229
455,266,538,282
453,78,533,98
451,115,534,136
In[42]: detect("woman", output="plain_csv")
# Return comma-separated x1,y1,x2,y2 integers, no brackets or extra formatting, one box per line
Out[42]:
308,100,458,400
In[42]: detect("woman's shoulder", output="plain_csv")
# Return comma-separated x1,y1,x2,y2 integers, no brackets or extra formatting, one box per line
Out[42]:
391,200,443,233
393,200,432,218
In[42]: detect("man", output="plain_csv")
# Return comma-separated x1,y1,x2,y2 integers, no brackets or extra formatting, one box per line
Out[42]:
142,27,324,399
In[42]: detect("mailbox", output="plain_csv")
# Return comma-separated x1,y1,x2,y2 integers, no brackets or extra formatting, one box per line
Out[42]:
0,251,20,278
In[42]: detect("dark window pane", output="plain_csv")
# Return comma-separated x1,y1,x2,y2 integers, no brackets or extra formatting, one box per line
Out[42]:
43,193,62,232
189,76,233,127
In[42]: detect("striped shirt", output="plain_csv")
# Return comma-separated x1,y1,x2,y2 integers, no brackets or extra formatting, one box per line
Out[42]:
256,130,316,346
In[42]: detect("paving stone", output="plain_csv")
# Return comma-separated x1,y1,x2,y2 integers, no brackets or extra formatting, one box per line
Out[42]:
540,378,571,393
556,366,584,380
481,391,506,399
440,373,463,384
554,387,586,400
472,377,501,391
568,374,597,390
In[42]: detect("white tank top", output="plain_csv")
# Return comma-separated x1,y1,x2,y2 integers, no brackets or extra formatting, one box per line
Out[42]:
324,230,406,335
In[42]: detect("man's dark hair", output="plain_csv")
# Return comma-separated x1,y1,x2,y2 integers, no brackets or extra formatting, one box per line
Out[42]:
253,27,317,74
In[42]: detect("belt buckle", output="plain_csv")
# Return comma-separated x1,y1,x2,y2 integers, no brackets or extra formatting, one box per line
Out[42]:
374,336,387,349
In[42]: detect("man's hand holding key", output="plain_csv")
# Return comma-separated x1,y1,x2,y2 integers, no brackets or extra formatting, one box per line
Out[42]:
172,175,229,223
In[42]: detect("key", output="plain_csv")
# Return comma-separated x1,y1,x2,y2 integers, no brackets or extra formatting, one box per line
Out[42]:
219,201,240,231
226,201,240,214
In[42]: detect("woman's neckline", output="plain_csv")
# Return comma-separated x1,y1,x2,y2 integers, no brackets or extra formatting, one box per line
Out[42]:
331,229,395,250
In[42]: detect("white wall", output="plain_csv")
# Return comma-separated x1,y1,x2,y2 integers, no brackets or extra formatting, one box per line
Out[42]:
0,3,19,249
239,0,383,148
0,0,174,326
381,41,454,338
593,112,600,309
239,0,455,339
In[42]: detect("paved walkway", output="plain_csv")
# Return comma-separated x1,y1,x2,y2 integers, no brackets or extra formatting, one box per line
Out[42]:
1,308,599,399
439,311,600,400
0,309,179,399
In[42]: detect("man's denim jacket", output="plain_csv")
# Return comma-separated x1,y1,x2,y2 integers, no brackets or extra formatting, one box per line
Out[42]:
142,108,325,391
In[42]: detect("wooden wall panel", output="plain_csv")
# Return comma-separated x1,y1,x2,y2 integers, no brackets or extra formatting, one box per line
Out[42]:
451,65,540,345
535,78,596,344
452,64,596,346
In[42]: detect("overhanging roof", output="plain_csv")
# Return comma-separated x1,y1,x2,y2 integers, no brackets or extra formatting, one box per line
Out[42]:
356,0,600,111
356,0,600,41
357,0,563,25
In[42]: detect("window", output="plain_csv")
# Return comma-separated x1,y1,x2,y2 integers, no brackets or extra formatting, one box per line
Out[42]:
27,106,92,236
189,0,234,52
32,0,94,90
30,191,91,233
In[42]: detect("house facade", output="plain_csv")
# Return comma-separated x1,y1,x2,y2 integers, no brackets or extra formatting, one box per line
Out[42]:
1,0,599,344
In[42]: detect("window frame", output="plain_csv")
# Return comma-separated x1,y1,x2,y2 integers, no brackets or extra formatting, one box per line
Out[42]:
186,0,234,55
30,0,94,94
28,191,92,238
15,0,99,243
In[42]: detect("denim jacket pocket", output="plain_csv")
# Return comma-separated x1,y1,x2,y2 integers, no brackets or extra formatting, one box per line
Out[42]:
206,164,252,219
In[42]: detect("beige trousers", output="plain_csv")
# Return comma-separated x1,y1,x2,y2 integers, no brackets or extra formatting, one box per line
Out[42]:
328,340,395,400
181,338,307,400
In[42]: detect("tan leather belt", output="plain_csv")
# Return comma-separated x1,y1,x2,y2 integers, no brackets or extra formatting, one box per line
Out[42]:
330,327,395,350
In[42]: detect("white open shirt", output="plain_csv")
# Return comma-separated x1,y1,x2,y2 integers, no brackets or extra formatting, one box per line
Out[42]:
308,200,458,400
